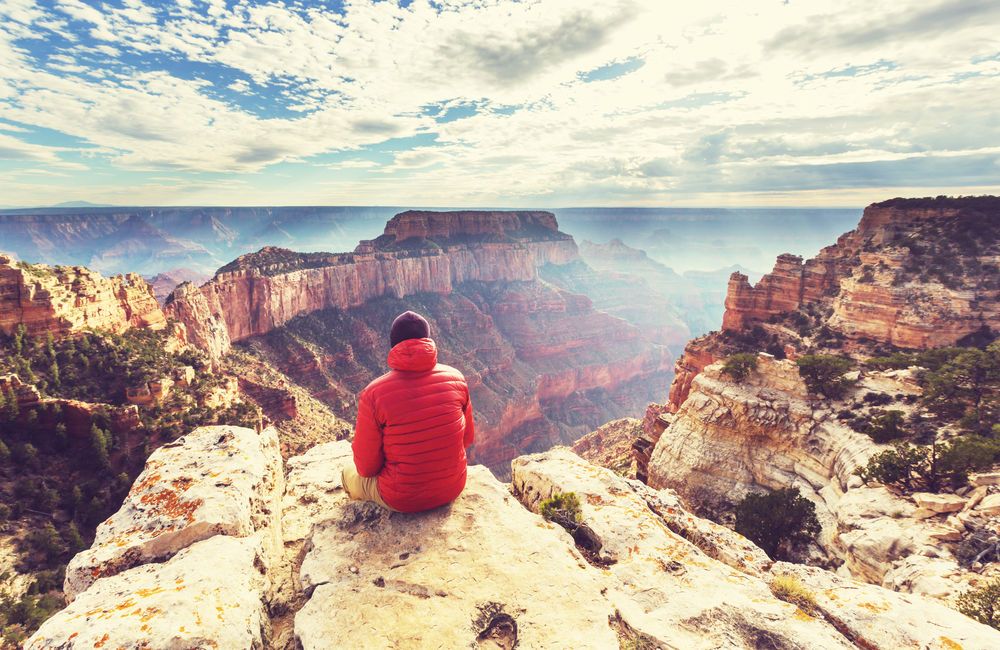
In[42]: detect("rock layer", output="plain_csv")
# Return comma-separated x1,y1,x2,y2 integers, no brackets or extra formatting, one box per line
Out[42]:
0,253,165,337
64,425,283,600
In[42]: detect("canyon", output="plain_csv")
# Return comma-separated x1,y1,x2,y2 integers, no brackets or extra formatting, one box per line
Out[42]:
165,211,675,472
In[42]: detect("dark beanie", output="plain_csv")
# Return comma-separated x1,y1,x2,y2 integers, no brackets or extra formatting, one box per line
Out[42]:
390,310,430,347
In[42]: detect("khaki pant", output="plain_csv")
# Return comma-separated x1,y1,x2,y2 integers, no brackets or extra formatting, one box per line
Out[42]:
341,466,395,511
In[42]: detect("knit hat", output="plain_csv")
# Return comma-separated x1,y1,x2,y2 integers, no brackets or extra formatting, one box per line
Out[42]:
390,310,430,347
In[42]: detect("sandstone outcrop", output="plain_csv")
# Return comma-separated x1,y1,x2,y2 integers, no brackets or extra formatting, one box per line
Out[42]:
30,426,1000,649
647,353,990,600
718,198,1000,348
164,211,579,363
64,425,283,600
0,253,166,337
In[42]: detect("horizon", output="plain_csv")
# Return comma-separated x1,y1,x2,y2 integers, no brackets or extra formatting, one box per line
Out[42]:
2,1,999,206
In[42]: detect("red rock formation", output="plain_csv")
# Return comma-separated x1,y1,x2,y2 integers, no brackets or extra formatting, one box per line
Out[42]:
665,196,1000,414
0,254,166,337
666,335,726,412
720,200,999,345
383,210,560,241
166,212,578,364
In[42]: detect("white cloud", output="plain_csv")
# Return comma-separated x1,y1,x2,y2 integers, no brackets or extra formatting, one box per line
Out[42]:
0,0,996,205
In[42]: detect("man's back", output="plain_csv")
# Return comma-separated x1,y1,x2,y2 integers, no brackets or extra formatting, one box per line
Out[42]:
352,336,475,512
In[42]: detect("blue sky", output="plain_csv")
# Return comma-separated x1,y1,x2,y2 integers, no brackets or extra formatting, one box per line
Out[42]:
0,0,998,207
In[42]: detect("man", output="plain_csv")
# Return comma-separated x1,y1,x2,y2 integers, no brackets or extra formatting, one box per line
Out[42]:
342,310,475,512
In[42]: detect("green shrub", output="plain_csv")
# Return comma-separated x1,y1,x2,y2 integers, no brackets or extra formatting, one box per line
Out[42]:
855,437,1000,493
735,488,820,560
863,409,908,443
957,580,1000,630
922,343,1000,436
770,574,818,614
722,353,758,382
539,492,582,526
796,355,854,399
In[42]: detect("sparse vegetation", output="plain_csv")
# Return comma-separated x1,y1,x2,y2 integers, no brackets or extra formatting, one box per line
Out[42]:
539,492,582,525
0,325,258,641
956,580,1000,630
769,574,818,615
854,437,1000,493
734,488,820,560
721,353,758,382
921,342,1000,436
860,409,908,443
795,354,854,399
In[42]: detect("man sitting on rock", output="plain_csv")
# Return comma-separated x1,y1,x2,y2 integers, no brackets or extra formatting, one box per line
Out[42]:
342,310,475,512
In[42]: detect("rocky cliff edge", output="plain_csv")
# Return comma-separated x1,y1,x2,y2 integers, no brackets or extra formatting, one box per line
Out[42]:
27,425,1000,649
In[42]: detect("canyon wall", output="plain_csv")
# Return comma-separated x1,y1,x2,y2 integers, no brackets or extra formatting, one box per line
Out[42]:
0,253,165,337
720,199,999,346
30,425,999,649
166,211,579,362
643,197,1000,602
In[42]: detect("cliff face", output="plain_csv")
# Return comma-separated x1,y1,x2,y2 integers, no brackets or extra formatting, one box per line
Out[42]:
0,254,166,337
646,355,999,600
236,280,673,474
29,425,1000,649
165,211,578,363
720,199,1000,347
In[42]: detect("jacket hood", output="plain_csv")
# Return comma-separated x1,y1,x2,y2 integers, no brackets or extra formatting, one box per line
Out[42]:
387,337,438,372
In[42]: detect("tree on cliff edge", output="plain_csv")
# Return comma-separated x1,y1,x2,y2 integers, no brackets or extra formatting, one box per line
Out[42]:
735,488,821,560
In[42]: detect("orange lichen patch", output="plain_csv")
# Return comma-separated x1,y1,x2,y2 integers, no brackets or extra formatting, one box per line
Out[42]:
94,632,110,647
132,472,163,494
139,607,161,622
857,601,890,613
585,494,606,506
139,489,202,523
69,632,79,640
113,598,137,612
939,637,963,650
136,586,166,598
171,477,194,491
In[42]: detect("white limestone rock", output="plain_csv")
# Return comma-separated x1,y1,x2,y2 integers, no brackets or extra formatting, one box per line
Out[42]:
774,561,1000,650
64,425,283,600
294,447,619,650
975,492,1000,515
512,448,854,649
27,536,269,650
913,492,967,514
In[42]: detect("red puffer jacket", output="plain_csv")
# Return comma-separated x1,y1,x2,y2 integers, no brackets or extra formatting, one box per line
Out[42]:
352,337,475,512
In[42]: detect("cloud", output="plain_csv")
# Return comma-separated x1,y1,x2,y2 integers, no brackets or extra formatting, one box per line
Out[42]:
0,0,996,206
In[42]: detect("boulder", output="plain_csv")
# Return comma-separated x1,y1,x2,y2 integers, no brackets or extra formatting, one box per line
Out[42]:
64,426,283,600
975,493,1000,515
912,492,967,514
971,472,1000,487
295,442,619,650
27,536,269,650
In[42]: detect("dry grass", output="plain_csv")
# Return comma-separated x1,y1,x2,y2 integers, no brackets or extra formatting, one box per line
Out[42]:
770,574,818,615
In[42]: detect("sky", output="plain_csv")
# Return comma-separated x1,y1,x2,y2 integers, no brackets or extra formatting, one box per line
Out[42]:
0,0,998,208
